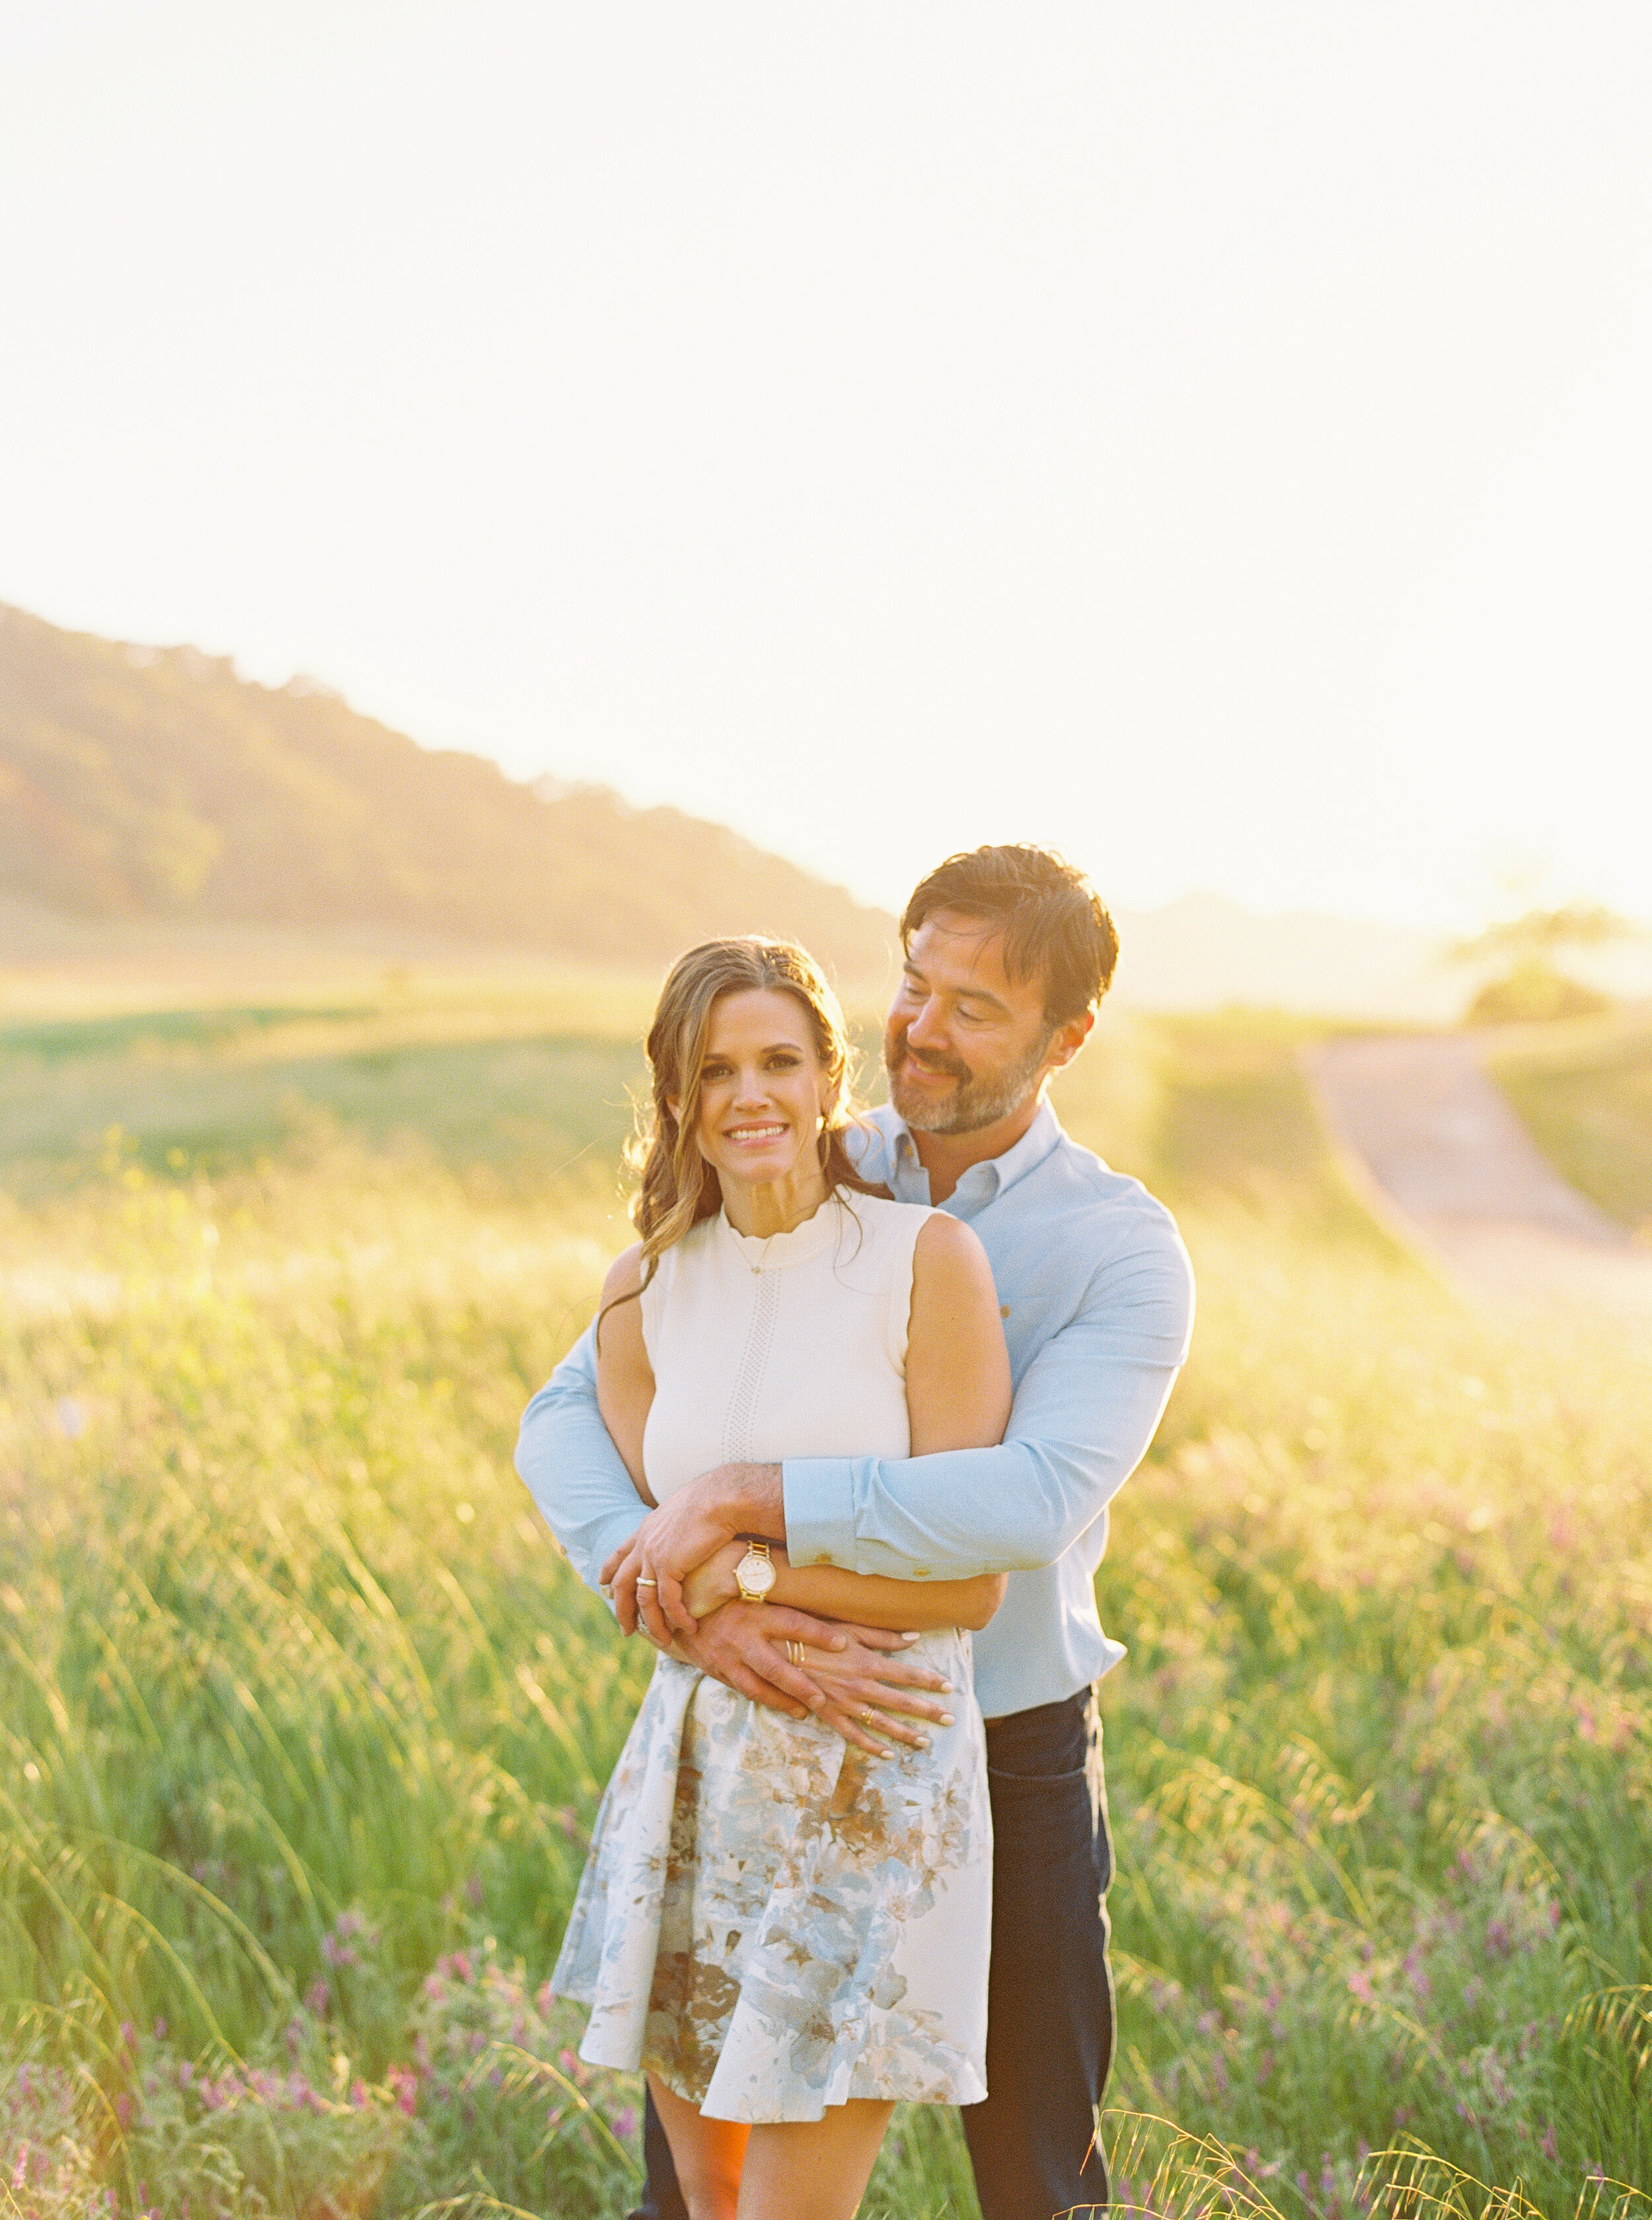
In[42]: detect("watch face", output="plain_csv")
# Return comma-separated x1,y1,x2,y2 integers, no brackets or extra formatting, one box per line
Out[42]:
738,1548,777,1598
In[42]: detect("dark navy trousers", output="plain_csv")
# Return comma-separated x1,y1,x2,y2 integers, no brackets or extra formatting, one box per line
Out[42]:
628,1685,1115,2220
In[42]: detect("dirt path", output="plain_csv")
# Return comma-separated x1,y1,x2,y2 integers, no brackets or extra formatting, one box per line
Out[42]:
1304,1035,1652,1322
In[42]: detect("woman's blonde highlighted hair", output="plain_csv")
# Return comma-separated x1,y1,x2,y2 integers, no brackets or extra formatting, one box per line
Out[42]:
624,937,876,1289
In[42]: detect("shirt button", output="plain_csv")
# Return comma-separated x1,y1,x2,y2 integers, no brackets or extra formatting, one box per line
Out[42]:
814,1552,833,1565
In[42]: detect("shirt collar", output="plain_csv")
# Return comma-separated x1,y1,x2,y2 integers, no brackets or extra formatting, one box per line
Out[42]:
882,1097,1064,1217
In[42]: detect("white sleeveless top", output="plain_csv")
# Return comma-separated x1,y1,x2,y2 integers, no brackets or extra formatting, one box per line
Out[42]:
639,1191,935,1502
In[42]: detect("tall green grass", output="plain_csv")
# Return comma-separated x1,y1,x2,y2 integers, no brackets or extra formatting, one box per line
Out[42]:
2,994,1649,2217
1054,1012,1651,2206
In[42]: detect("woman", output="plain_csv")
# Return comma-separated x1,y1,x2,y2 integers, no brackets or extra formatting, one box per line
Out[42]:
552,938,1011,2220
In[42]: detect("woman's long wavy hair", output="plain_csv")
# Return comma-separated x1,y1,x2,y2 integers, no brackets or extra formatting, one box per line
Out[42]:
624,937,878,1291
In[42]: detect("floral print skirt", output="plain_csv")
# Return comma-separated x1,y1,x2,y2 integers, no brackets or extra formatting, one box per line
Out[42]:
552,1635,992,2122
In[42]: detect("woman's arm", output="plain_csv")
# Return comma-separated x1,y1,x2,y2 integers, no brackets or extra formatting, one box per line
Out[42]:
683,1216,1013,1632
903,1212,1014,1454
593,1245,657,1506
683,1539,1004,1631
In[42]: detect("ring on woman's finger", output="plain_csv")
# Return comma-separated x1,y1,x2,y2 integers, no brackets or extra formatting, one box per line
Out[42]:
786,1639,806,1667
634,1576,659,1589
860,1708,876,1728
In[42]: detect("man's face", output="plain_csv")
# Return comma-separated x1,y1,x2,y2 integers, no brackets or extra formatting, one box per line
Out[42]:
884,910,1060,1134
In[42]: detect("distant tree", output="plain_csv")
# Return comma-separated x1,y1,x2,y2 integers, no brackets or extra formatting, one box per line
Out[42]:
1452,903,1635,1025
1451,902,1632,967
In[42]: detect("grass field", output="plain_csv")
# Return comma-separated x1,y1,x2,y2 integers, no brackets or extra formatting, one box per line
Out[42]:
3,983,1650,2219
1481,1009,1652,1235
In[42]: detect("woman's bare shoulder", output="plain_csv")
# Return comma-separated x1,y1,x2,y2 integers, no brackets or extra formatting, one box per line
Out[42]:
913,1210,992,1275
600,1241,647,1304
596,1243,652,1379
910,1211,998,1314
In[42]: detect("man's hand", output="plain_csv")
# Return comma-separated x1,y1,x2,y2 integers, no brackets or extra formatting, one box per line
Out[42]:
671,1608,956,1759
604,1508,733,1641
680,1539,745,1623
600,1461,785,1641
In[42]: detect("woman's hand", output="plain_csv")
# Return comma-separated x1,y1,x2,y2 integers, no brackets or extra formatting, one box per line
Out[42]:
794,1628,959,1757
680,1539,745,1622
645,1604,955,1759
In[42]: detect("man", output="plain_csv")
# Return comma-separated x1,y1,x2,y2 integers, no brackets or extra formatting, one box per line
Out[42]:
516,844,1195,2220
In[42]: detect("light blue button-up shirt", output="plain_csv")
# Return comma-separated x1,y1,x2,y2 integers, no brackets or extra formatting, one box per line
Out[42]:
516,1099,1194,1719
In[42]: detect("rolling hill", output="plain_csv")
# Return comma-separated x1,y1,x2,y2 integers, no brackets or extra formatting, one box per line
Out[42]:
10,603,1646,1021
0,603,893,981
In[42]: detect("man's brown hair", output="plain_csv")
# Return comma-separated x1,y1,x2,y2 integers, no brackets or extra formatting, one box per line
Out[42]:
900,845,1119,1027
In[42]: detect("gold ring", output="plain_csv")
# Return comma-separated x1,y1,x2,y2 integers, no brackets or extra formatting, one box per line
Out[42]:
634,1576,659,1588
860,1708,876,1728
788,1639,807,1667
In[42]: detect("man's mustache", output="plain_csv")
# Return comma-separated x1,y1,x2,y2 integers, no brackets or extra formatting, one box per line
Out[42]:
891,1035,971,1083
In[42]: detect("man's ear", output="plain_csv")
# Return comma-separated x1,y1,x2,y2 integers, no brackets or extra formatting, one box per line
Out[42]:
1043,1009,1095,1076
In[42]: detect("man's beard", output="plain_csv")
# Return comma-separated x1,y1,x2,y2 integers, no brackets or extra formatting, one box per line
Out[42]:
884,1023,1054,1135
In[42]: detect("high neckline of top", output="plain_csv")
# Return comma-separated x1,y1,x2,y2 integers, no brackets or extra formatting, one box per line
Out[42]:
718,1193,851,1271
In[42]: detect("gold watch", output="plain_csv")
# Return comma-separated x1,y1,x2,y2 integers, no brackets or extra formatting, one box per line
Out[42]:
735,1541,777,1604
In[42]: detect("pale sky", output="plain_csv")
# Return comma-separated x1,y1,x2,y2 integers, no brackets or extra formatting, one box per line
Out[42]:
2,2,1649,929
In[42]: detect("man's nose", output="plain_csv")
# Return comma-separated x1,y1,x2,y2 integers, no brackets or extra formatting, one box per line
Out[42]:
905,996,949,1053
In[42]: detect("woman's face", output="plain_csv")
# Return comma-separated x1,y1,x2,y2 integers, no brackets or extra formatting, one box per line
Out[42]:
685,987,835,1191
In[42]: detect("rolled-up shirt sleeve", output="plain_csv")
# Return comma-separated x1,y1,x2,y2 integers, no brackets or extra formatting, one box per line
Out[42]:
515,1323,649,1596
783,1231,1194,1579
